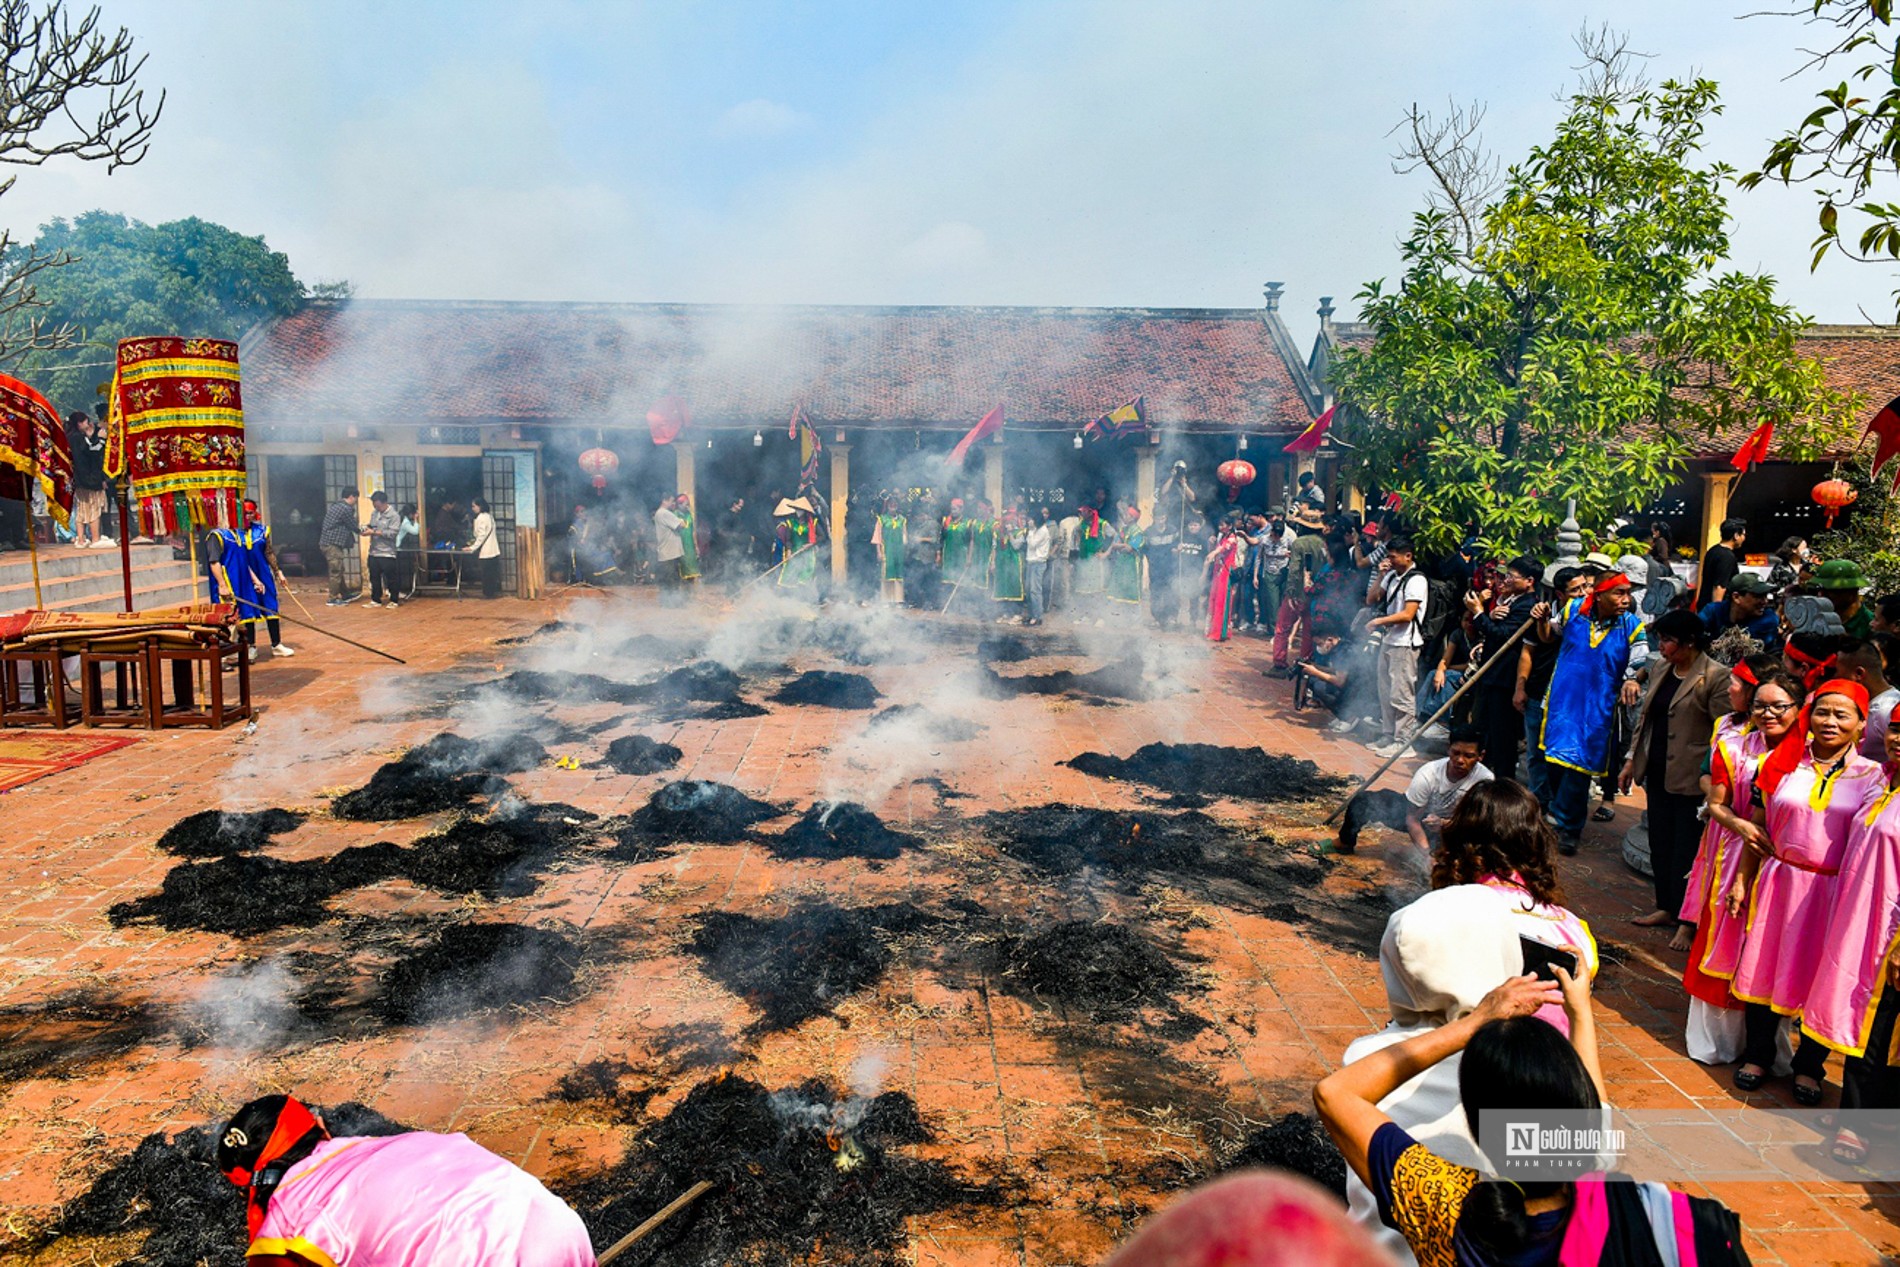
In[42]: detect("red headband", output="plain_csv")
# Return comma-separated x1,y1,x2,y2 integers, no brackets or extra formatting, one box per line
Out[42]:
221,1096,327,1238
1591,572,1632,597
1758,678,1871,797
1786,642,1839,692
1732,661,1759,687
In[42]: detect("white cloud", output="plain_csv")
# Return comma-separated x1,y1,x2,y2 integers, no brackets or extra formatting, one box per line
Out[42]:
713,98,811,140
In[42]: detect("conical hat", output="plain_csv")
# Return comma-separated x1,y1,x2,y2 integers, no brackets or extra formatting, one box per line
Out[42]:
774,497,814,517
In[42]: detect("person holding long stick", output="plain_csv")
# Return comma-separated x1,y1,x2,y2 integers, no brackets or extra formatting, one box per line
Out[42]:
206,501,295,663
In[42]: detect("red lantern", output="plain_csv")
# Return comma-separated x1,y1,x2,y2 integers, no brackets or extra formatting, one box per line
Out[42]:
578,447,620,491
1812,477,1857,527
1217,459,1256,502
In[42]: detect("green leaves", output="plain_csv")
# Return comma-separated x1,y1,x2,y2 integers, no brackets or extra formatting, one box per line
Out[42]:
1334,68,1852,556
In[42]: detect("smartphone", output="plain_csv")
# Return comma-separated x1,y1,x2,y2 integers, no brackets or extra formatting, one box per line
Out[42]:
1519,936,1579,983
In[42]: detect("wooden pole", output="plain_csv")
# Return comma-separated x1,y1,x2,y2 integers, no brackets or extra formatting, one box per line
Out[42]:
596,1179,715,1265
25,509,42,607
1322,616,1538,826
229,595,407,664
117,485,134,611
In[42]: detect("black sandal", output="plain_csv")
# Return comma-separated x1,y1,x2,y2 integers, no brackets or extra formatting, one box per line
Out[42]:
1733,1065,1766,1091
1794,1079,1825,1107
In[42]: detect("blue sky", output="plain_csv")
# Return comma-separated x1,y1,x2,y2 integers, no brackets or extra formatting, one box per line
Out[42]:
6,1,1889,325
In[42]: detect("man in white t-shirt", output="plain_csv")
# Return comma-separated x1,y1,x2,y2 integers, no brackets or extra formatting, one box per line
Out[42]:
1366,537,1430,757
1405,726,1492,853
653,495,685,606
1843,637,1900,761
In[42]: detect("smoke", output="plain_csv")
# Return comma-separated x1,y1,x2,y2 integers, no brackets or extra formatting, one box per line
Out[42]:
186,960,303,1052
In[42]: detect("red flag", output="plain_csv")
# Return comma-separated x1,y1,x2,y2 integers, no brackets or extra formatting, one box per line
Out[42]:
948,405,1004,465
1283,404,1334,454
1870,393,1900,490
1729,420,1774,473
1382,491,1403,512
647,395,690,445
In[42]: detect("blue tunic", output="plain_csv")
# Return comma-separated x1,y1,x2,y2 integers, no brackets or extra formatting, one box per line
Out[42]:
1540,596,1644,777
207,526,277,624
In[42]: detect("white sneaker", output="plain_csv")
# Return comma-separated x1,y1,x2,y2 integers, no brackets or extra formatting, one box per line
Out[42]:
247,646,259,664
273,643,295,657
362,600,382,608
93,537,117,548
1327,719,1354,734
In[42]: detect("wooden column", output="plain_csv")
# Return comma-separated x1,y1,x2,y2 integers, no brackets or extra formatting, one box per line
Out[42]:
674,443,697,508
1699,470,1736,554
983,440,1004,510
830,442,851,587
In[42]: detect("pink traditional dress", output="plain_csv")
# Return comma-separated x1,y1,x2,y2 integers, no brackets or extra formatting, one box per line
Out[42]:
1730,747,1885,1016
1802,775,1900,1056
250,1132,597,1267
1683,718,1762,1001
1479,872,1598,1037
1205,533,1240,642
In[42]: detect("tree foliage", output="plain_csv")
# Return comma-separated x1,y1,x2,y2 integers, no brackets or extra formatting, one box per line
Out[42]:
1816,452,1900,592
10,211,323,409
1742,1,1900,304
1333,33,1854,555
0,1,162,364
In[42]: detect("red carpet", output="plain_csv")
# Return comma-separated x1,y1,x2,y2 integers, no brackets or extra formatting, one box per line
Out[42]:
0,732,138,793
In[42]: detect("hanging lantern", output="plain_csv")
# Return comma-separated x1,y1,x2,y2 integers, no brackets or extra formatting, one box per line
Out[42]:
1217,459,1256,502
578,447,620,491
1813,477,1858,527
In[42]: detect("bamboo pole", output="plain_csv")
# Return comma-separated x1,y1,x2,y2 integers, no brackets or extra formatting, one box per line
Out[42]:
596,1179,715,1265
25,513,42,607
1322,616,1538,826
117,485,134,611
229,595,407,664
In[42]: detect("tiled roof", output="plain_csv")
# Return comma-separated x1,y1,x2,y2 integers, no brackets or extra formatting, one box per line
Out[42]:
242,300,1317,433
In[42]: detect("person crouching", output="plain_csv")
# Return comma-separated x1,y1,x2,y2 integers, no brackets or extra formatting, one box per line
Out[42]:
217,1094,596,1266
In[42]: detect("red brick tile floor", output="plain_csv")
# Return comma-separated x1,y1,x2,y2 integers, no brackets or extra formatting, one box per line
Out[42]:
1,583,1894,1265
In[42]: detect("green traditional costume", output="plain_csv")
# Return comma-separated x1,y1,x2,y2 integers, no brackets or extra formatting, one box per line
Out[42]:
992,523,1025,601
1076,508,1107,595
972,517,997,587
778,518,818,591
676,505,700,581
941,515,972,583
876,511,906,604
1108,521,1144,603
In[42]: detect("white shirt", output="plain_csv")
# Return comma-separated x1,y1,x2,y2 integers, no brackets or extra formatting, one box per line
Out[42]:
1025,522,1053,564
653,507,684,561
1379,568,1430,649
1056,515,1081,554
1865,687,1900,761
470,512,500,560
1406,758,1493,824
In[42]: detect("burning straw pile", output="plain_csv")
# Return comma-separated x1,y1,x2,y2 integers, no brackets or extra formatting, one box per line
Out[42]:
620,780,780,847
996,920,1197,1025
331,732,547,821
1063,742,1350,804
43,1103,408,1266
156,808,304,857
595,734,684,775
766,801,920,863
689,902,933,1032
375,922,583,1024
770,670,881,710
561,1073,995,1267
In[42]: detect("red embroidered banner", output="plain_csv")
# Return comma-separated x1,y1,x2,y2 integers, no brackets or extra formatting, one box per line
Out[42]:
0,372,73,529
106,335,246,534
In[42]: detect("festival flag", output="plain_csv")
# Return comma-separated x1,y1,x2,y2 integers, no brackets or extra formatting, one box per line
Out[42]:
948,404,1004,465
0,373,73,529
105,336,245,534
1283,403,1335,454
1729,419,1775,473
1382,491,1404,513
789,404,823,490
1081,396,1147,442
1869,393,1900,490
646,395,691,445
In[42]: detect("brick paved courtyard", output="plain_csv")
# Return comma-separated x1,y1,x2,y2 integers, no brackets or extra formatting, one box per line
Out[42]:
3,585,1897,1266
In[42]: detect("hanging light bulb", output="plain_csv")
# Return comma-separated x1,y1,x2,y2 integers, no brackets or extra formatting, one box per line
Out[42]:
706,437,713,449
1238,434,1249,452
753,430,763,447
1073,434,1084,450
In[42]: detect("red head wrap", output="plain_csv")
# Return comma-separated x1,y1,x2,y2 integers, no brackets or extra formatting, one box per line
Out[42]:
1590,572,1632,598
1757,678,1871,797
1785,640,1838,692
1121,505,1141,523
1732,660,1759,687
220,1096,328,1238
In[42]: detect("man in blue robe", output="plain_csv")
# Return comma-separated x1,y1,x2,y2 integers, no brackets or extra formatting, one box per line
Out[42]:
1534,570,1643,854
207,500,294,662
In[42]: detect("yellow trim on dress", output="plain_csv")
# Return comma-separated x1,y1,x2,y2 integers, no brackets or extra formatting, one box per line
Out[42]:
248,1236,340,1267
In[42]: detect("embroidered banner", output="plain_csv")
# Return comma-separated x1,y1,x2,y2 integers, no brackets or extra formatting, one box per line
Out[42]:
106,335,246,534
0,372,73,529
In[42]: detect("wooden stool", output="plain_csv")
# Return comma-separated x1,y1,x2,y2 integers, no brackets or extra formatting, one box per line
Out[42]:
79,638,159,729
0,642,73,728
153,638,251,729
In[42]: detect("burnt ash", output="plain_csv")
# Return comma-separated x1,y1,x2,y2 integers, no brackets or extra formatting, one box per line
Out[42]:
624,780,780,844
981,806,1267,885
689,903,933,1032
331,731,546,821
491,669,649,705
997,922,1194,1023
770,670,881,710
559,1074,993,1266
866,704,983,742
1222,1112,1348,1200
550,1058,656,1122
48,1103,408,1266
1064,743,1350,803
375,923,582,1024
108,843,409,935
975,632,1086,662
0,990,168,1086
494,619,573,645
648,661,745,704
156,808,305,857
652,697,770,722
397,803,599,898
595,734,684,775
976,657,1183,703
767,802,920,863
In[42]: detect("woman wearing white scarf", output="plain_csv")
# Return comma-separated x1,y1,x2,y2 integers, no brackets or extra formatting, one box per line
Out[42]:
1341,885,1522,1266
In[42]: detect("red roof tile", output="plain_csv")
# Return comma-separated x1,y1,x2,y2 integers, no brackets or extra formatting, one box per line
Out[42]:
242,300,1317,433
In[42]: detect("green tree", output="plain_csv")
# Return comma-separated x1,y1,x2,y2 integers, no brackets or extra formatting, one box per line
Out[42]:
1333,34,1853,555
10,211,334,409
1743,1,1900,306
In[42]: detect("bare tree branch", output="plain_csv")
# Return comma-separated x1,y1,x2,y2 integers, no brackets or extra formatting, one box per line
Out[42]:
1390,99,1499,260
0,1,163,366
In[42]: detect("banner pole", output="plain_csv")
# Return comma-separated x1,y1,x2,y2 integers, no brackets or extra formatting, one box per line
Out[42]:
117,485,134,611
25,505,41,607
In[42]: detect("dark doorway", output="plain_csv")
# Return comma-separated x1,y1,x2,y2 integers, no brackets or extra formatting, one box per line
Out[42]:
266,455,326,576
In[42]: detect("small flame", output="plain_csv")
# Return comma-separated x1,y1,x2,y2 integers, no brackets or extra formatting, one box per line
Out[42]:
1130,823,1141,840
825,1130,841,1151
